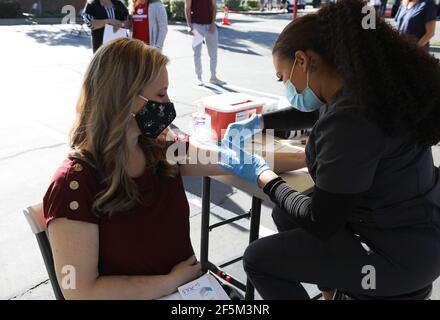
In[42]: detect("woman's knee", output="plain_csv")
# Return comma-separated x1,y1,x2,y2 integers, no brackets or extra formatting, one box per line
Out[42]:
243,240,261,275
243,236,280,276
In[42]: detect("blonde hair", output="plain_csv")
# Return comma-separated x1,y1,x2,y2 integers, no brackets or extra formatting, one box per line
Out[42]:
69,38,178,217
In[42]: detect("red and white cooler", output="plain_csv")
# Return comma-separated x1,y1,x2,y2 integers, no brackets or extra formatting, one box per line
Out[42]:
200,93,263,141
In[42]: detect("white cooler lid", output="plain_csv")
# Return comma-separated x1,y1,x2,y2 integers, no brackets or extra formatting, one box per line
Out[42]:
201,93,262,113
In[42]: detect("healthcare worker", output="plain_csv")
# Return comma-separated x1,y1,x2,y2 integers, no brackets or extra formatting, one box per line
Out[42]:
395,0,437,50
218,0,440,299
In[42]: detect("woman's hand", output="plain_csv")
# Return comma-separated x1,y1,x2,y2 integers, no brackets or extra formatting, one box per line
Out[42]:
169,255,202,286
107,19,123,32
122,20,131,29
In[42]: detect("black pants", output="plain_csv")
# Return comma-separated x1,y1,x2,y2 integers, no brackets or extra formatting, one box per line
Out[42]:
243,206,440,299
91,29,104,53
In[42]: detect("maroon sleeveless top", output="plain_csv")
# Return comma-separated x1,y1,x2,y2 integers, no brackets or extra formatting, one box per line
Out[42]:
43,158,194,276
191,0,213,25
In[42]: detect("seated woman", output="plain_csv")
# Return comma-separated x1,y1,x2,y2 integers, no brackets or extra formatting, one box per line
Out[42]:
44,38,304,300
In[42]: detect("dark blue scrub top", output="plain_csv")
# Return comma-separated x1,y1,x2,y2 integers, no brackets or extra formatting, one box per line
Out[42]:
395,0,437,48
305,89,440,228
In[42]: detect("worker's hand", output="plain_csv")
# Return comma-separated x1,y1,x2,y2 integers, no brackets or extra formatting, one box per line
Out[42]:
222,114,262,146
217,138,270,186
187,25,194,35
209,23,216,33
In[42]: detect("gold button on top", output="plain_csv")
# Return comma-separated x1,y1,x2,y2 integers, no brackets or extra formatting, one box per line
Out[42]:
69,180,79,190
73,163,83,172
69,201,79,211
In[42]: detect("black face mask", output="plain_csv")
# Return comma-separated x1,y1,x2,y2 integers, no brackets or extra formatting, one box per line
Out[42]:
132,95,176,138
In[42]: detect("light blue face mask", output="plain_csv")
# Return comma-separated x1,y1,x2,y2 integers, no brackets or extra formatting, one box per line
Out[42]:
285,58,324,112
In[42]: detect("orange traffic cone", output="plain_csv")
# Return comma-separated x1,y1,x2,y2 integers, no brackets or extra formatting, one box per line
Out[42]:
222,6,231,26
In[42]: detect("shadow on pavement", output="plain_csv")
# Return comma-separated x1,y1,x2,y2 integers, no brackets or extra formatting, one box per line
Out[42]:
21,27,91,48
218,26,279,54
176,26,278,56
183,176,236,205
182,175,275,217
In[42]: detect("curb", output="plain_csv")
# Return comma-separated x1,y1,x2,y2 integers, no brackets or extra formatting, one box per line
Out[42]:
230,10,289,15
229,9,318,15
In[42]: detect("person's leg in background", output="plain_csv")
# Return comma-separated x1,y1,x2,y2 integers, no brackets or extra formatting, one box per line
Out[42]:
192,23,205,85
380,0,387,16
204,24,226,85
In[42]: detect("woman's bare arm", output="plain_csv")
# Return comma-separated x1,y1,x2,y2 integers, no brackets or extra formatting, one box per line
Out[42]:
179,137,306,177
48,218,200,300
418,20,436,47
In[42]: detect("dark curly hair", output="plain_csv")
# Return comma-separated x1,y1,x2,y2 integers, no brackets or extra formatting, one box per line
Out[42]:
273,0,440,146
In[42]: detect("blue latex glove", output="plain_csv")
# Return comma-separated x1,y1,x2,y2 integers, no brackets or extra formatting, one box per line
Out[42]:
217,138,270,186
222,114,262,146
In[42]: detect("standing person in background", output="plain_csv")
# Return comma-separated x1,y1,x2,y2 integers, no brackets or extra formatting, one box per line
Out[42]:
184,0,226,86
395,0,437,50
129,0,169,50
281,0,288,12
392,0,402,17
267,0,274,10
83,0,130,52
437,0,440,17
370,0,382,13
380,0,388,15
130,0,149,44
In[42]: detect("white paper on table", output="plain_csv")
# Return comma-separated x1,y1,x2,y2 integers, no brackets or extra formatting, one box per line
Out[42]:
178,273,230,300
103,24,128,45
192,29,204,48
158,273,230,300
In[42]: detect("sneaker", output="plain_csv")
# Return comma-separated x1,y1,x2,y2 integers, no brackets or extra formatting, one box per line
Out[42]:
209,77,226,86
195,77,204,86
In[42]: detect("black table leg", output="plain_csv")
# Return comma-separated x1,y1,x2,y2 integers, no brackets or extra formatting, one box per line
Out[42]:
245,196,262,300
200,176,211,273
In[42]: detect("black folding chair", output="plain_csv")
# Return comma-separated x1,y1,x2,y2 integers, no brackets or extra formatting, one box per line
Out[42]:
23,204,64,300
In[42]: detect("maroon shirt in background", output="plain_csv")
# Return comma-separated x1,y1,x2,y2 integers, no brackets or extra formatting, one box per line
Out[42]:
43,157,194,276
191,0,213,25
